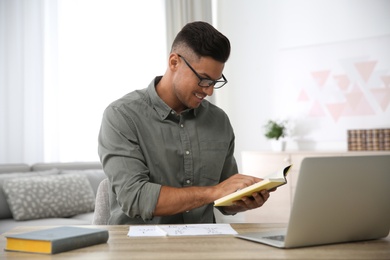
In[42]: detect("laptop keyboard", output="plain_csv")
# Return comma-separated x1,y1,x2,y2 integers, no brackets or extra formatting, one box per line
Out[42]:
264,235,285,242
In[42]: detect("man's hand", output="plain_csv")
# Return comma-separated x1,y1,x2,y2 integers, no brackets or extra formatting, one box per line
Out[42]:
220,189,272,215
213,173,275,215
214,173,262,196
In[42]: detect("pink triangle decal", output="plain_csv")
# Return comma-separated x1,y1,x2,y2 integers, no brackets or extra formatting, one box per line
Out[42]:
344,84,364,110
308,100,326,117
381,75,390,88
333,74,350,91
355,60,377,82
345,91,363,110
325,103,346,122
371,88,390,111
311,70,330,89
343,95,375,116
297,88,310,102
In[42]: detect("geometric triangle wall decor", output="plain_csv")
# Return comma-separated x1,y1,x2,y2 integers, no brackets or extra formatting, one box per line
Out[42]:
297,88,310,102
343,94,375,116
381,75,390,88
325,102,346,122
345,90,364,111
311,70,330,89
308,100,326,117
333,74,350,91
354,60,377,83
371,88,390,111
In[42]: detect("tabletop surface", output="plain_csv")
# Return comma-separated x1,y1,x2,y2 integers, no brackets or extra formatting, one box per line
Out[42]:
1,223,390,260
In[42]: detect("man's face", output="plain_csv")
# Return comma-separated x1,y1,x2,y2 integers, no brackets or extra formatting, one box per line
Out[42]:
172,54,225,112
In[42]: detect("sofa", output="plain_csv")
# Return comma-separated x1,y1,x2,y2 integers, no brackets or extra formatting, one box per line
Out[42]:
0,162,106,234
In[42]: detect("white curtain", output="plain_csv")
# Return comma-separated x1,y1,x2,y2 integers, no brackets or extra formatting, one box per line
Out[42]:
165,0,215,103
0,0,49,164
165,0,212,52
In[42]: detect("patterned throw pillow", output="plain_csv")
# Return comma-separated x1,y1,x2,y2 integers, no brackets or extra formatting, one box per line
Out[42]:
60,169,106,196
0,168,60,219
3,174,95,221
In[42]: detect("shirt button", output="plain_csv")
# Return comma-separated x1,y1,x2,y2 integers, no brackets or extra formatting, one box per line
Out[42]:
185,151,190,155
180,124,184,128
186,179,191,184
171,111,175,115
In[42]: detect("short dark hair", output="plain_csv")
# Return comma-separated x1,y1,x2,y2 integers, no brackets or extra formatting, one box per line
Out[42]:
171,21,231,63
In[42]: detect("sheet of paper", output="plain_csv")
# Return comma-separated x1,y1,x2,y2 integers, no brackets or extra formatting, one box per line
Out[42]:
128,225,167,237
128,224,237,237
160,224,238,236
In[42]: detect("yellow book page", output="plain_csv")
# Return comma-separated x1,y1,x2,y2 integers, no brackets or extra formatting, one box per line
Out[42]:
214,179,284,207
214,165,292,207
6,238,52,254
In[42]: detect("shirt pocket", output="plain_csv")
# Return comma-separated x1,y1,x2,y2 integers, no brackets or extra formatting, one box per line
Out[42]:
199,141,229,185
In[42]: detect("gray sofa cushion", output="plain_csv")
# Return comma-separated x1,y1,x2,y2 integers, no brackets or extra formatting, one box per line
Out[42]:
3,173,95,221
32,162,102,171
0,164,30,174
0,169,60,219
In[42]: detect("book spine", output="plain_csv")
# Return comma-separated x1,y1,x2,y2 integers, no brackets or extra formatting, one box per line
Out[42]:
371,129,380,151
347,130,357,151
51,230,109,254
365,129,373,151
355,129,366,151
380,128,385,151
383,129,390,151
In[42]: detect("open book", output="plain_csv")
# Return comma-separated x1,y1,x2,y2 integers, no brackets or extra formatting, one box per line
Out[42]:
214,165,292,207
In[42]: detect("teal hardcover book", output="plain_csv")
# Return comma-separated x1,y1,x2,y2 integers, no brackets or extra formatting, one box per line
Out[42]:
5,226,109,254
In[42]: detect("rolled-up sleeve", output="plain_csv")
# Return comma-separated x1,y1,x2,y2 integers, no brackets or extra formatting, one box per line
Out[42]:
98,105,161,221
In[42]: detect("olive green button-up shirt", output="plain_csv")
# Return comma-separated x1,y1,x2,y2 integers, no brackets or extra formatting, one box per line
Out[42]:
98,77,238,224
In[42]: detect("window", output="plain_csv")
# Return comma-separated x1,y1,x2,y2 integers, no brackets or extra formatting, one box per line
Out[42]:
45,0,167,162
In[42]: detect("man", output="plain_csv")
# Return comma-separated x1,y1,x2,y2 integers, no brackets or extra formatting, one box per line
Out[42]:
98,21,271,225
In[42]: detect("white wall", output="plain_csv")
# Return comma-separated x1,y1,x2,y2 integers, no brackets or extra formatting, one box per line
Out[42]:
215,0,390,170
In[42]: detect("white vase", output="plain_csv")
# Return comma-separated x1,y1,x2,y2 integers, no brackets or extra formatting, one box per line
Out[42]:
271,140,286,152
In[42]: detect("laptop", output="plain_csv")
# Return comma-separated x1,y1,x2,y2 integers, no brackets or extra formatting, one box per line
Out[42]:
236,155,390,248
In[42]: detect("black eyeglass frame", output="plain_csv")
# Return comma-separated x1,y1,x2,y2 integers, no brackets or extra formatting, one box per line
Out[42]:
178,54,228,89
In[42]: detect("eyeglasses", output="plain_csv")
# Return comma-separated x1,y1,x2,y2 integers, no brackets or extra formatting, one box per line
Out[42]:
178,54,228,89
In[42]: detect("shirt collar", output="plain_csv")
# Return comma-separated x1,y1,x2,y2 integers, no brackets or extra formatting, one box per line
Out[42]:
147,76,200,120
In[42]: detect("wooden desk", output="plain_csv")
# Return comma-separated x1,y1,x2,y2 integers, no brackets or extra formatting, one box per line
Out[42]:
1,224,389,259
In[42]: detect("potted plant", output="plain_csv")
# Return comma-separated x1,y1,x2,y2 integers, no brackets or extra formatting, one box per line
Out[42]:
264,120,287,151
